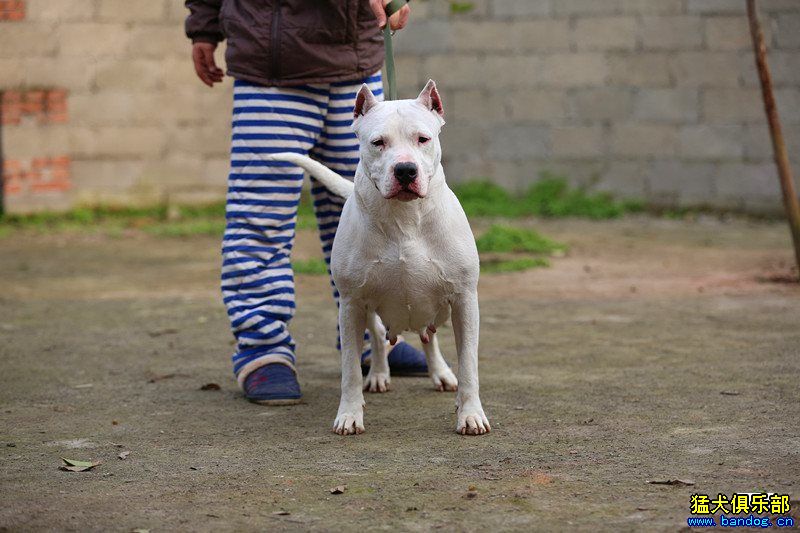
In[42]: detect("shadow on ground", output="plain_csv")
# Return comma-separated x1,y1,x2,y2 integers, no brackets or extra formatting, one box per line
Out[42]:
1,216,798,531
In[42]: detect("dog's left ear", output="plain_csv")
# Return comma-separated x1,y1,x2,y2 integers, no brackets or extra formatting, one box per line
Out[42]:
416,79,444,119
354,84,378,118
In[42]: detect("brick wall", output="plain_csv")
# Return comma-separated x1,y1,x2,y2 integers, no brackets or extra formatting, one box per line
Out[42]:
0,0,798,214
0,0,231,214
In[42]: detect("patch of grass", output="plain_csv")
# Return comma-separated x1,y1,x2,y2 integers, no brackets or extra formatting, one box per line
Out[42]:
296,197,317,230
476,225,566,254
453,181,524,218
0,194,321,237
523,174,644,219
143,219,227,238
476,224,565,275
293,258,329,275
453,174,644,220
450,2,475,14
2,204,169,230
481,257,550,274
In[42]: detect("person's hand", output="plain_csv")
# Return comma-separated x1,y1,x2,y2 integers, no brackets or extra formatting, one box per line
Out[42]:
370,0,410,31
192,42,224,87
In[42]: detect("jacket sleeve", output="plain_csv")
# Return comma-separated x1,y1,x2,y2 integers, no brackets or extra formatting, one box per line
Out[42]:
185,0,224,44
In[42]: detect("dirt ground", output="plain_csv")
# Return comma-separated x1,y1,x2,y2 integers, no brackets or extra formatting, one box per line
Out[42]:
1,216,799,532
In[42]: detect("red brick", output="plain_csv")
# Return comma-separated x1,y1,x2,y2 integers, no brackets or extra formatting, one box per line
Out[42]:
45,88,68,122
22,89,45,121
1,90,22,124
0,0,25,21
46,156,72,191
1,88,68,124
2,159,24,194
2,156,72,195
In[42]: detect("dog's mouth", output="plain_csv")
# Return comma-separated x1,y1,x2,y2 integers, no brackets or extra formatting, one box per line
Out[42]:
385,187,424,202
391,188,422,201
386,181,425,201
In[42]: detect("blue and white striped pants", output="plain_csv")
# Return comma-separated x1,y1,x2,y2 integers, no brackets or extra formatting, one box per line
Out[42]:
222,73,384,386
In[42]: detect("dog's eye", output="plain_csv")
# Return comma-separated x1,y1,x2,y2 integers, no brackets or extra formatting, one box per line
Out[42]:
418,136,430,144
371,139,385,147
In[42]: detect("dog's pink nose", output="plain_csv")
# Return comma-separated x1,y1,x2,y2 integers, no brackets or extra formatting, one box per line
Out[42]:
394,162,418,186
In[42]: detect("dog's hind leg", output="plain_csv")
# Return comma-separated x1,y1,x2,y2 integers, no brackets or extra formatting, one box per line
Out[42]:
333,300,367,435
363,311,391,393
422,332,458,392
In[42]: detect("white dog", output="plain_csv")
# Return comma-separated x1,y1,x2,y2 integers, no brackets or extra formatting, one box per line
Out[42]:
266,80,490,436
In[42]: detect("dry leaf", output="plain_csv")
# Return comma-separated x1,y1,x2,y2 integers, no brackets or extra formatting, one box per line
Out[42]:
118,451,131,460
200,383,221,391
146,372,189,383
720,390,740,396
60,457,102,472
646,479,694,486
329,485,347,494
147,328,179,337
272,511,291,516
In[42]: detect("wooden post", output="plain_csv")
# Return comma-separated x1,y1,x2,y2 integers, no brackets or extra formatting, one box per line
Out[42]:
747,0,800,279
0,92,4,218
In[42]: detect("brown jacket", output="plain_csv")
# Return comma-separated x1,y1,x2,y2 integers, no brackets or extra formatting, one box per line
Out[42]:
185,0,385,86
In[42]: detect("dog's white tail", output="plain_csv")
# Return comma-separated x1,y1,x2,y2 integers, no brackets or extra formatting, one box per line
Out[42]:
262,153,354,198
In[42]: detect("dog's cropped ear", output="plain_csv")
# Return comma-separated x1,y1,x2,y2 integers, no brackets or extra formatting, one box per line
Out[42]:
416,79,444,119
354,84,378,118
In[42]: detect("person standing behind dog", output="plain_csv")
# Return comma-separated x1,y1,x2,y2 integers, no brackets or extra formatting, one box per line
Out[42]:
185,0,428,405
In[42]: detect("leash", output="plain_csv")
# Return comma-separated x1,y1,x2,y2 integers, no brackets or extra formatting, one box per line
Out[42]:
383,0,409,101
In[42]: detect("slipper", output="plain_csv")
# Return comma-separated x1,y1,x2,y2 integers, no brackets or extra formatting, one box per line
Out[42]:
361,341,429,377
244,363,302,405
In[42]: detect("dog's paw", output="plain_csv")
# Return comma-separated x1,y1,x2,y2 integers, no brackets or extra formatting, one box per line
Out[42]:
333,406,365,435
364,371,391,393
431,367,458,392
456,403,491,436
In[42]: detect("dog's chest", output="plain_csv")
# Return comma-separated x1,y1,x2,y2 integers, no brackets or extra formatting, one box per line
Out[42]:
360,241,455,332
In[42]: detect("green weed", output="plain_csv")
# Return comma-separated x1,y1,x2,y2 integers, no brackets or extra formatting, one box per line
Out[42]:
453,181,524,218
476,225,566,254
453,174,643,220
293,258,329,275
481,257,550,274
0,195,320,237
296,198,317,230
450,2,475,14
143,219,227,238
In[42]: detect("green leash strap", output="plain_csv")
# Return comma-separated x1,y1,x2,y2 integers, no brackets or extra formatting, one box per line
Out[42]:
383,0,409,101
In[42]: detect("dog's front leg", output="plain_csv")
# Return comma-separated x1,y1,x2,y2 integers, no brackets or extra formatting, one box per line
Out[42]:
333,299,367,435
451,291,490,435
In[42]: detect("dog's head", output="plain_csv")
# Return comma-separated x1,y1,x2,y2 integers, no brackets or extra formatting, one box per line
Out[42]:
352,80,445,201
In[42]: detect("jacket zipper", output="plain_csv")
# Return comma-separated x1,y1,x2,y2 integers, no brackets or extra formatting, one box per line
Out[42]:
270,1,281,82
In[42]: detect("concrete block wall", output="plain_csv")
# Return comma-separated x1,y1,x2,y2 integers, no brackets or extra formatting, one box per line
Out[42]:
393,0,800,213
0,0,799,214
